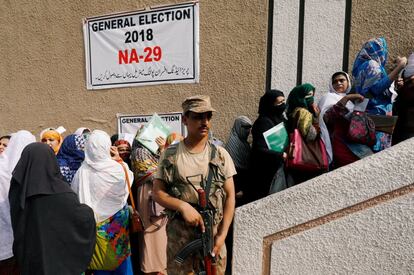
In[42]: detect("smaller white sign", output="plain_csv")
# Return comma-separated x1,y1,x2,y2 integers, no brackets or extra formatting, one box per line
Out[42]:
117,112,185,137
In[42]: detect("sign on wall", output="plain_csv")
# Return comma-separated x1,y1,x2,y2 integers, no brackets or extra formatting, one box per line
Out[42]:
83,2,199,90
117,112,186,137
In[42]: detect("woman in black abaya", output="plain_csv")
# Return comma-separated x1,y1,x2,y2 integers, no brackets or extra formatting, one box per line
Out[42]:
248,90,288,202
8,143,96,275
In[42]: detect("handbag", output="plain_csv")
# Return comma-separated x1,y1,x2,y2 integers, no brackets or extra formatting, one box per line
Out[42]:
88,206,130,271
367,114,398,134
347,111,376,146
287,129,329,172
88,220,123,270
268,165,287,194
120,162,144,233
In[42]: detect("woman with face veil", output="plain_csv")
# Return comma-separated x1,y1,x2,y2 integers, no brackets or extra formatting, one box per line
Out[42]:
248,90,287,202
8,143,96,275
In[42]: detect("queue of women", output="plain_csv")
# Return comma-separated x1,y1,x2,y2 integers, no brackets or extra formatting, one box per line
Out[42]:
0,124,183,275
227,37,414,204
0,37,414,275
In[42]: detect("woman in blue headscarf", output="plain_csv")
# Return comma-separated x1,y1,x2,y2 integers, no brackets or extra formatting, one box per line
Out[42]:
352,37,406,151
56,134,86,184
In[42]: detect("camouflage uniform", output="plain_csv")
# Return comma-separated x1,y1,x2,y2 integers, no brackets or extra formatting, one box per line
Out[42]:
157,142,230,275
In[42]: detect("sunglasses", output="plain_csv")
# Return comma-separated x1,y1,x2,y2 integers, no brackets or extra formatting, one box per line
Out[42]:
188,112,213,121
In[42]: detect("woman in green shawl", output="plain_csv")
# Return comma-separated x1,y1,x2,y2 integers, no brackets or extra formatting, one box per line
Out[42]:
286,83,325,184
286,83,320,141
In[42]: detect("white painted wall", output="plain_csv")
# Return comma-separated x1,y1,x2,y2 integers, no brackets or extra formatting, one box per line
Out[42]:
270,0,299,93
302,0,346,102
271,0,347,102
232,137,414,275
270,194,414,274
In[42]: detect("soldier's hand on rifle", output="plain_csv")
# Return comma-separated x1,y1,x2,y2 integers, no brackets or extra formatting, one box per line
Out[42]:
178,202,205,232
213,233,226,257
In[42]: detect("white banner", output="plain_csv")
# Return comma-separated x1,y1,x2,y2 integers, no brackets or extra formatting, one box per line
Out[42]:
117,112,186,137
83,2,199,89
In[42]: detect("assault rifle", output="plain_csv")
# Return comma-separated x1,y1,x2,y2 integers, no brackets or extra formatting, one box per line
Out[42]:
175,188,217,275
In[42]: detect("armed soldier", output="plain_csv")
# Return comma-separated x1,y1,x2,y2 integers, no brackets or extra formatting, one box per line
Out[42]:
154,95,236,275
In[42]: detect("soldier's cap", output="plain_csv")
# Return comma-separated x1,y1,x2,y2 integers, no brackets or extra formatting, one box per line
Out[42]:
182,95,216,114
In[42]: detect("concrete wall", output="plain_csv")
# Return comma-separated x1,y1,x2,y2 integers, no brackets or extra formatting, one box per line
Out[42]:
271,0,347,101
0,0,268,140
271,0,414,100
232,137,414,275
349,0,414,72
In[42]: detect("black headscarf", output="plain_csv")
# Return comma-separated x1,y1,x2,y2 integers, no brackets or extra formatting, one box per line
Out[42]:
258,89,286,124
248,90,286,202
12,143,72,209
9,143,96,275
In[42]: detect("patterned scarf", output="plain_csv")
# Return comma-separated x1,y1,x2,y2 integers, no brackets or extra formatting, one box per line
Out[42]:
352,37,388,96
131,142,159,183
57,134,86,183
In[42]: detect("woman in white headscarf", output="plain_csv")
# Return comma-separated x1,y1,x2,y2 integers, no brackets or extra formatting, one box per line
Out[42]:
74,127,91,139
0,130,35,274
71,130,134,275
318,71,372,168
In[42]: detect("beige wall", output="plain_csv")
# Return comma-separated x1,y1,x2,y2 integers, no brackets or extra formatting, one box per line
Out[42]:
349,0,414,72
0,0,268,140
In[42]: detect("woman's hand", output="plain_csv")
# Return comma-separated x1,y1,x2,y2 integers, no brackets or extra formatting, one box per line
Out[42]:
310,102,320,117
110,146,121,161
396,56,407,70
346,94,364,103
282,152,288,161
155,136,166,153
395,77,404,91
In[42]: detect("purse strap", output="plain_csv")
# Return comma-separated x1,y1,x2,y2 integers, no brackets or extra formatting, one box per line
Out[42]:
120,162,137,211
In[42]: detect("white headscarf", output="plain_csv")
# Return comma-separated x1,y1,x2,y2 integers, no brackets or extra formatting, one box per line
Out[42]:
318,72,354,164
71,130,132,223
0,130,36,260
39,126,66,139
74,127,91,136
403,53,414,79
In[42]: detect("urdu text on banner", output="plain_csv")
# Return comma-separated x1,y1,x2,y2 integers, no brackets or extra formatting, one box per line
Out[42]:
83,2,200,90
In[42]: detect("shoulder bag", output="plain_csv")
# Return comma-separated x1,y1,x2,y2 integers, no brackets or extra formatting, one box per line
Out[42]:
286,128,329,172
347,111,376,146
120,162,144,233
